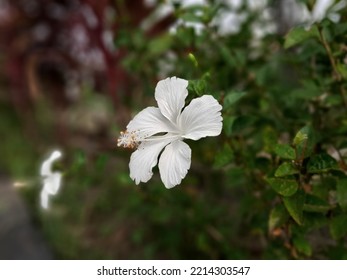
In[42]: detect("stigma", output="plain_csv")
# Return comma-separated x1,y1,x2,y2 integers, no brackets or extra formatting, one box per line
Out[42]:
117,131,140,149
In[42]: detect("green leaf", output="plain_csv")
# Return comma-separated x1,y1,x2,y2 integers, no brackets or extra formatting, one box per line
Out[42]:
336,179,347,212
218,44,238,68
232,115,257,133
178,5,206,23
267,177,298,196
213,144,234,168
180,12,203,23
284,25,319,49
274,144,296,160
70,150,86,173
307,153,338,173
303,204,330,213
312,176,336,199
303,195,331,213
335,22,347,36
188,73,210,96
95,154,109,171
293,125,316,159
147,35,173,56
262,127,278,153
223,91,246,110
269,204,289,232
293,236,312,257
290,80,322,100
275,162,299,177
330,214,347,240
293,127,308,146
223,116,237,136
325,95,343,107
178,4,217,24
283,191,305,225
337,62,347,80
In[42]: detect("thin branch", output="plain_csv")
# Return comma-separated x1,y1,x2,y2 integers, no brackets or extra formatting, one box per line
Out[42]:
318,27,347,109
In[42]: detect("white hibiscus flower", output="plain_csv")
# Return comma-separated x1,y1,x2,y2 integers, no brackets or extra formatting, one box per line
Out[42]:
117,77,223,189
40,150,63,209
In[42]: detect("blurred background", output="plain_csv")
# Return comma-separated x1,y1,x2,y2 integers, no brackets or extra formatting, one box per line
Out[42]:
1,0,347,259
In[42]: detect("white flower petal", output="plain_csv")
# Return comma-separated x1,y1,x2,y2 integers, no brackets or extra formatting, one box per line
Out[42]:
51,150,62,160
40,189,49,209
40,150,62,176
158,140,191,189
155,77,188,123
129,140,171,184
40,161,52,177
43,173,62,195
312,0,333,21
127,106,177,136
179,95,223,140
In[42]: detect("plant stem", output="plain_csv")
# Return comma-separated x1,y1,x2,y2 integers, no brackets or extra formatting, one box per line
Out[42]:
318,27,347,109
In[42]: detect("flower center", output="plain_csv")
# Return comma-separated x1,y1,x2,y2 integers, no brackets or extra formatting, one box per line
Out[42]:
117,130,141,149
117,130,183,149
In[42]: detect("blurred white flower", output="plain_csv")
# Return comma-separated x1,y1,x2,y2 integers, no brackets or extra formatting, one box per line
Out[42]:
40,150,63,209
300,0,347,25
117,77,223,189
247,0,268,11
215,11,247,35
311,0,346,23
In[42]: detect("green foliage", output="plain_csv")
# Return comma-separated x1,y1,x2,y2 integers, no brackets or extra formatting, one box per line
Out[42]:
223,91,247,110
269,204,289,232
330,215,347,240
283,191,305,225
267,177,298,196
284,26,319,49
274,162,299,177
307,153,338,173
293,125,316,159
274,144,296,160
336,179,347,212
293,236,312,257
188,72,211,96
